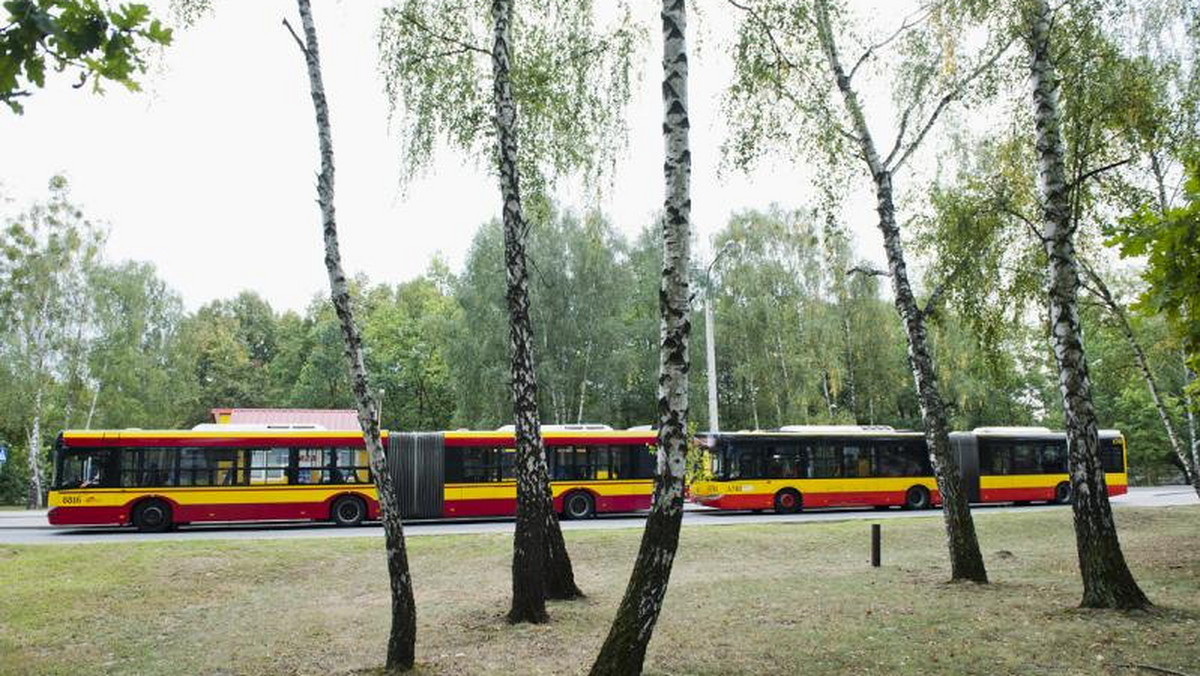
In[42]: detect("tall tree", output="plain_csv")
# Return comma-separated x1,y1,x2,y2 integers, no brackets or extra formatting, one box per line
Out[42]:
285,0,417,667
1,0,172,113
379,0,638,617
725,0,1004,582
1022,0,1149,609
0,176,101,507
590,0,691,672
1080,262,1199,495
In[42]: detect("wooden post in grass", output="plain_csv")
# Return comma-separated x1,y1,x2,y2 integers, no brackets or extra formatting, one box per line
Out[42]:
871,524,881,567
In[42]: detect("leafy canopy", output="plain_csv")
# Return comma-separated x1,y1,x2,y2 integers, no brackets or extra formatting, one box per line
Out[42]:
0,0,172,113
377,0,641,194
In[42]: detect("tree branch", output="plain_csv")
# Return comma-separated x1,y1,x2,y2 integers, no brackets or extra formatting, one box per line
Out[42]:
847,265,891,278
727,0,799,70
282,17,309,57
394,10,489,56
888,36,1015,173
1069,157,1133,191
848,4,932,81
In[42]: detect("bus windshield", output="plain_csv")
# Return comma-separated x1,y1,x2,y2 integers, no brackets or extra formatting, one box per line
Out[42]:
55,449,118,489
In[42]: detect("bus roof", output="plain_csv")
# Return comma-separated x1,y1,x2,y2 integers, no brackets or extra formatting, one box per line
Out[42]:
59,428,659,448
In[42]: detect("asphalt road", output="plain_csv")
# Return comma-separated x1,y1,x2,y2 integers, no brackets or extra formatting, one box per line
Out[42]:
1,486,1195,546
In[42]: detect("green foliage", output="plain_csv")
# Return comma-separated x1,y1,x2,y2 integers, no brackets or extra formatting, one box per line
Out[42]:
376,0,641,192
0,0,172,113
1110,155,1200,375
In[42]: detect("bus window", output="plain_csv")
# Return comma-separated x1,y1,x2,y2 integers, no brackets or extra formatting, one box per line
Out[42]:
122,448,176,487
56,449,118,489
296,448,330,484
247,448,289,485
808,444,839,478
1100,439,1125,473
178,448,214,486
1039,443,1068,473
334,448,371,483
841,445,870,478
767,446,803,478
1010,444,1038,474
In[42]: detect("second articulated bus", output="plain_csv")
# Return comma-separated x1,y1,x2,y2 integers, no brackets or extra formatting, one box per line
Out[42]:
689,425,1128,513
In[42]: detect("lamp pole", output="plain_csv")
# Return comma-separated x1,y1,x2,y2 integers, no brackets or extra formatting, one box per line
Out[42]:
704,241,740,433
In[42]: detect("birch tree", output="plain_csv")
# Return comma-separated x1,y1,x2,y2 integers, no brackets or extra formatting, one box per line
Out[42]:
725,0,1006,582
590,0,690,672
1021,0,1149,609
378,0,639,621
284,0,417,667
0,176,100,508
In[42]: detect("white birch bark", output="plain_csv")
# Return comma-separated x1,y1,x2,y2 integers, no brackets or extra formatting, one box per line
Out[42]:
289,1,418,666
813,0,987,582
1025,0,1149,609
590,1,691,672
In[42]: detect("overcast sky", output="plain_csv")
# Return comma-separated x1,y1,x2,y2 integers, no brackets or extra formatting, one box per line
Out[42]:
0,0,916,313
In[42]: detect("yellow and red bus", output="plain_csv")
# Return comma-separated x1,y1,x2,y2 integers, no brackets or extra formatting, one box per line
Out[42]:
689,425,1129,513
951,427,1128,504
47,425,656,531
689,426,941,512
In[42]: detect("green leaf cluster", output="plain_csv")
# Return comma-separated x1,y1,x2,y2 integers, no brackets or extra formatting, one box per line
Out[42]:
1,0,172,113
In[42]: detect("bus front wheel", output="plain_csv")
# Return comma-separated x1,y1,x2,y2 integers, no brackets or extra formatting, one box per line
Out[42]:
904,486,931,510
1053,482,1073,505
331,496,366,527
773,489,802,515
132,499,173,533
563,491,596,520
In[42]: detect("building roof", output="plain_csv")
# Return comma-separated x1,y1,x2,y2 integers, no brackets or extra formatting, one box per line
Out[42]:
210,408,362,430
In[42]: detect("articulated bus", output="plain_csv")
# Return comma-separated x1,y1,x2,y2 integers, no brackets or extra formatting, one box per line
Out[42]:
47,425,656,531
952,427,1128,504
689,425,1128,513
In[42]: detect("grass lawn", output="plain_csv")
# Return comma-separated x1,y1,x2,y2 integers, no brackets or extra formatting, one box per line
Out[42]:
1,506,1198,675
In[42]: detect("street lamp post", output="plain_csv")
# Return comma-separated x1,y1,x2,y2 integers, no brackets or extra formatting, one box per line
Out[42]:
703,241,740,433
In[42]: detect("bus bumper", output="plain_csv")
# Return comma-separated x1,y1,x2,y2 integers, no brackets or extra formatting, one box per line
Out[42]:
47,506,127,526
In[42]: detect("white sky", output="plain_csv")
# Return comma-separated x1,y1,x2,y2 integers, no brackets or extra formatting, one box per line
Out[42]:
0,0,920,313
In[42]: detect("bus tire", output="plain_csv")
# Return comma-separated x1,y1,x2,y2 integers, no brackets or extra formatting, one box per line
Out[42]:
773,489,802,515
1053,481,1073,505
331,496,366,527
563,491,595,520
904,486,931,510
132,499,172,533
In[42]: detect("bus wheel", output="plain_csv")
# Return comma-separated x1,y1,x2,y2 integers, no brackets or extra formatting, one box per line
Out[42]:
1053,482,1073,505
564,491,595,520
132,499,172,533
331,496,366,527
904,486,931,510
773,489,801,515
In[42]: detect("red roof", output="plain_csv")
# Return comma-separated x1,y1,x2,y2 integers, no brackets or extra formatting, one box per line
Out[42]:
210,408,362,430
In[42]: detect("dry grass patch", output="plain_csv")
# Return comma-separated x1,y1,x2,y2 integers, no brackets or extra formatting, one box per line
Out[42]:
1,506,1197,675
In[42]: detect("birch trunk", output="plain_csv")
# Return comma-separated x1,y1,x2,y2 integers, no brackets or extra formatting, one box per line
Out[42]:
1185,363,1200,495
26,387,44,509
814,0,987,583
291,1,418,667
490,0,582,618
590,1,691,672
1026,0,1149,609
1082,265,1196,491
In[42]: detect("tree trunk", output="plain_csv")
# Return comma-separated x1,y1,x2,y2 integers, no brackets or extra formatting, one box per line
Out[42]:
26,386,44,509
1183,358,1200,495
814,0,988,583
490,0,581,618
1026,0,1149,609
290,1,418,667
589,1,691,672
1082,265,1196,491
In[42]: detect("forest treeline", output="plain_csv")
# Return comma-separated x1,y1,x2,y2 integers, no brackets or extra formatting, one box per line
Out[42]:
0,181,1192,504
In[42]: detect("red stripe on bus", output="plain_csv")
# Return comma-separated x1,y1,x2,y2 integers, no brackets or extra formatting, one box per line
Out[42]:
693,488,943,511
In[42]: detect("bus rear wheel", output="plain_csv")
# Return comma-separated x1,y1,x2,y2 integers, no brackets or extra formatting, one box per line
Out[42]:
904,486,931,510
132,499,172,533
331,496,366,527
563,491,595,520
773,489,801,515
1053,481,1073,505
